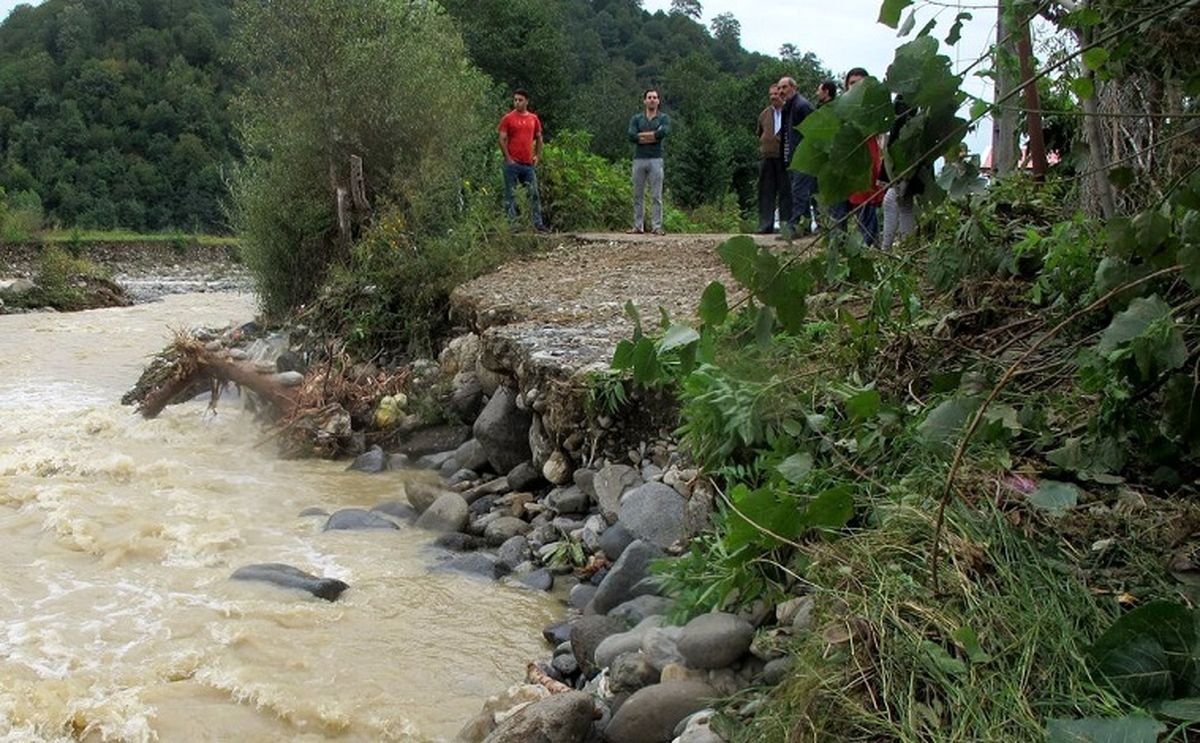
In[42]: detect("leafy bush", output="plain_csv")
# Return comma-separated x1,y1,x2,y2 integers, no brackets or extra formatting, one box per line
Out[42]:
230,0,494,316
538,130,631,231
310,194,537,358
0,188,43,243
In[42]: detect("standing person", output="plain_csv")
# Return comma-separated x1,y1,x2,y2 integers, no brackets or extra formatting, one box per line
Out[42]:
628,88,671,235
776,76,816,238
816,80,838,107
497,88,548,232
839,68,886,247
755,84,789,234
881,94,919,250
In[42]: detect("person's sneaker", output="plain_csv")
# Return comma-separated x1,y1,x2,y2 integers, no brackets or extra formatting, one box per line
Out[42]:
652,228,666,235
535,224,551,233
626,227,644,234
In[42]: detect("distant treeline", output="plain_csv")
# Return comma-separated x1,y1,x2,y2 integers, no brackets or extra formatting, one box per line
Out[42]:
0,0,829,233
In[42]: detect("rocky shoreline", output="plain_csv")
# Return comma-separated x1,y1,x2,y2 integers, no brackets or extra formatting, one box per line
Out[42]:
108,232,807,742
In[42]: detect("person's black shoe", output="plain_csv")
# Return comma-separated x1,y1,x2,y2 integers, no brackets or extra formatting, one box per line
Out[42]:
535,224,551,233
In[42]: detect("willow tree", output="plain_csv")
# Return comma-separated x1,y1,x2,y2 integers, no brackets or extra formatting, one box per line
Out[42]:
231,0,492,316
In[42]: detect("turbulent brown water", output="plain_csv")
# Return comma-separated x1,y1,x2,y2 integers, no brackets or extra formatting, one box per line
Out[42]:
0,294,558,742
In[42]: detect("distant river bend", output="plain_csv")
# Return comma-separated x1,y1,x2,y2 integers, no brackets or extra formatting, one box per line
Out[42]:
0,293,556,742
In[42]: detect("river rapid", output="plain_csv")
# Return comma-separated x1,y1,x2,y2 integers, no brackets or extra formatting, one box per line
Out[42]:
0,293,558,742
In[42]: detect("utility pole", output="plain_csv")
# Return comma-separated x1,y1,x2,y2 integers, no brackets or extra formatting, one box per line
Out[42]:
992,0,1019,175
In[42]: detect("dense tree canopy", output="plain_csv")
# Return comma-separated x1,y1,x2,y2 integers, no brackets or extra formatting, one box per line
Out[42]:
0,0,240,232
0,0,829,233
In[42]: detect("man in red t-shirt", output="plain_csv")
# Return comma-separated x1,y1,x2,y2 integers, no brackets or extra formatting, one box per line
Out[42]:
498,89,548,231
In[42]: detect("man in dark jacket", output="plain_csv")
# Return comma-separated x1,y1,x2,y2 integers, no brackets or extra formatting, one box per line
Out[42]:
755,84,790,234
776,76,817,238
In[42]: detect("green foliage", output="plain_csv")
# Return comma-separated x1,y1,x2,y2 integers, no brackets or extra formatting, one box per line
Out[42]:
230,0,493,316
0,188,43,243
310,196,537,358
0,0,238,232
539,130,631,231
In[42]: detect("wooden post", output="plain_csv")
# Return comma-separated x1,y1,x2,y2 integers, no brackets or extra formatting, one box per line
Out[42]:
1016,19,1048,179
336,187,351,246
349,155,371,214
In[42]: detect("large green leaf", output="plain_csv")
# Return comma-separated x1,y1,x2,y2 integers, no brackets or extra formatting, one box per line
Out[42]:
659,323,700,353
878,0,915,29
717,236,758,287
698,281,729,327
1046,717,1165,743
776,452,814,485
885,36,963,110
917,396,979,447
1098,296,1188,379
725,484,805,550
833,77,894,135
798,105,842,145
1089,601,1198,703
802,485,854,530
1028,480,1079,517
817,125,874,205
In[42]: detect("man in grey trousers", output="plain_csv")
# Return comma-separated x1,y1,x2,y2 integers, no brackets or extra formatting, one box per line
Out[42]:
627,89,672,235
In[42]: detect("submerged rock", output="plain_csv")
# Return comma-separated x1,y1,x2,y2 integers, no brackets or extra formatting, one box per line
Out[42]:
324,508,400,531
230,563,349,601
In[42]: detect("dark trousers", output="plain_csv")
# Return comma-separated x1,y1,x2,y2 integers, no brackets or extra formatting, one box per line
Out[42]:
830,201,879,247
756,157,790,232
787,170,817,234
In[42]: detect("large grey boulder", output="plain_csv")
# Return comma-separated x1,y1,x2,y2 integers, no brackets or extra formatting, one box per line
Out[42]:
598,522,636,560
642,625,686,671
676,613,754,670
609,595,675,625
482,690,595,743
405,480,455,514
546,485,588,515
595,615,666,669
454,438,492,473
415,492,470,533
618,482,686,550
507,461,544,491
603,681,716,743
594,464,643,523
433,552,506,580
230,563,348,601
609,651,660,694
484,516,532,546
473,387,533,473
588,540,660,616
497,535,532,570
323,508,400,531
346,445,387,473
371,500,418,523
570,615,629,677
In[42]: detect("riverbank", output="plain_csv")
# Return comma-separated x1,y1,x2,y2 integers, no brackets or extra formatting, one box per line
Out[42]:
0,239,250,309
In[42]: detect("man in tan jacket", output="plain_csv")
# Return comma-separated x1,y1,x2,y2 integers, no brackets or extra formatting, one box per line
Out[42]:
755,84,790,234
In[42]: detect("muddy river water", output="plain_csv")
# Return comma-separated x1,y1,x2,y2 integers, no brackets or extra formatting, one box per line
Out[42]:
0,293,557,742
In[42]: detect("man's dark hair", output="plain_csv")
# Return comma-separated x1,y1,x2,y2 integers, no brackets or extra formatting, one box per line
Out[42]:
513,88,530,99
643,88,659,99
845,67,869,85
819,80,838,99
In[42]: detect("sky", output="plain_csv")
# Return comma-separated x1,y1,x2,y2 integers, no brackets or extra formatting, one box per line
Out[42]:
640,0,998,153
0,0,32,21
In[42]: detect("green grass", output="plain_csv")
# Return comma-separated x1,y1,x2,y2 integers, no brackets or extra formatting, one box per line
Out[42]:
726,493,1177,743
30,229,237,245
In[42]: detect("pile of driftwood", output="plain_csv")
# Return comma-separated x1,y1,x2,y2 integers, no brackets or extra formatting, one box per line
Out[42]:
133,333,408,458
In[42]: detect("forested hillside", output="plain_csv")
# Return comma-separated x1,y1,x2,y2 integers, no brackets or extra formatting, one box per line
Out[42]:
0,0,827,234
0,0,239,232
